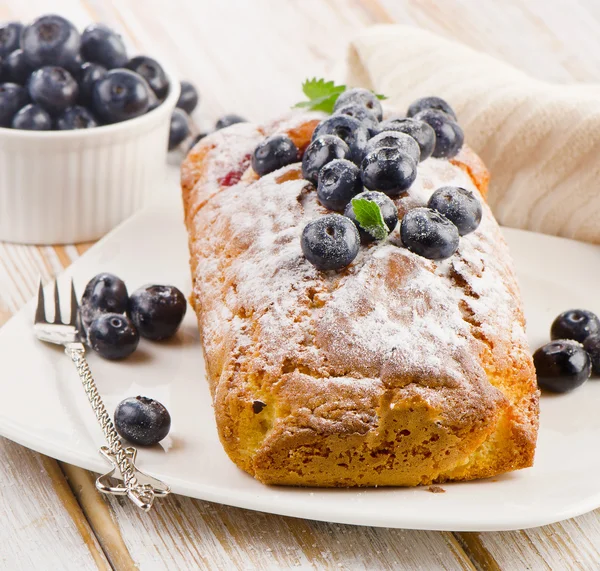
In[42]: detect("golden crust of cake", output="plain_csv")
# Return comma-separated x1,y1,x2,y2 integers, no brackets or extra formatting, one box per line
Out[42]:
181,112,539,487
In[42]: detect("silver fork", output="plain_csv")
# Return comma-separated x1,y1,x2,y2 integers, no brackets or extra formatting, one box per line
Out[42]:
34,279,171,512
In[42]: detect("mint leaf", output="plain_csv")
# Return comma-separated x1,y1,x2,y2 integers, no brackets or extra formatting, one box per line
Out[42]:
351,198,389,241
293,78,346,113
376,93,387,100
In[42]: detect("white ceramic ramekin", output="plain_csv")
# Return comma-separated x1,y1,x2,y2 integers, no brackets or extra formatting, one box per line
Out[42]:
0,71,180,245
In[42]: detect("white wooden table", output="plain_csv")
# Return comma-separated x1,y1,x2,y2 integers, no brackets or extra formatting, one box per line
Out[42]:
2,1,599,569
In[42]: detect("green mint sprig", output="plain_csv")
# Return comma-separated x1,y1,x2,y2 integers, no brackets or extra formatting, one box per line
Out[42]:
351,198,389,241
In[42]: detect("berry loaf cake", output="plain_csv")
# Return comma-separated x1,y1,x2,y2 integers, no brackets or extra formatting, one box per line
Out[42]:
181,92,539,487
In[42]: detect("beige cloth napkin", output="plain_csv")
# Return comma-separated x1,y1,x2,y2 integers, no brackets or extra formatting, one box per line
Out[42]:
345,25,600,244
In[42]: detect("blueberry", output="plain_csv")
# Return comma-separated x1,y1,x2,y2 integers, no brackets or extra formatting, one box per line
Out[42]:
125,56,169,100
400,207,460,260
21,15,80,69
251,134,299,176
0,83,29,127
78,62,107,106
147,89,161,111
92,69,150,124
176,80,199,114
344,190,398,243
413,109,463,159
302,135,349,184
11,104,52,130
583,335,600,375
311,115,369,164
88,313,139,360
114,396,171,446
80,273,129,333
377,117,436,161
215,114,247,130
428,186,482,236
533,340,591,393
80,23,128,69
301,214,360,271
333,103,378,136
334,87,383,121
317,159,362,211
56,105,98,130
550,309,600,343
28,66,78,115
365,131,420,164
128,284,187,341
0,22,23,57
168,108,190,151
187,132,208,153
361,147,417,196
4,49,33,85
64,53,84,81
407,96,457,121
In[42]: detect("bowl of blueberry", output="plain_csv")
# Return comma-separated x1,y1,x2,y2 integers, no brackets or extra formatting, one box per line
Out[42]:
0,15,191,245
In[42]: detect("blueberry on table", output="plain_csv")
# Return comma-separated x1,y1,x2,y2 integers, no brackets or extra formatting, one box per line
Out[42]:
311,115,369,165
413,109,463,159
333,103,379,136
126,56,169,100
251,134,299,176
28,66,79,115
361,147,417,196
377,117,436,162
78,62,107,106
187,132,208,153
92,69,150,124
317,159,362,212
176,80,199,114
334,87,383,121
168,108,190,151
4,49,33,85
365,131,421,164
301,214,360,271
551,309,600,343
88,313,139,360
400,207,460,260
428,186,482,236
11,104,52,130
0,83,29,127
407,96,457,121
56,105,98,130
533,340,591,393
80,23,128,69
128,285,187,341
302,135,350,184
0,22,23,57
80,273,129,332
215,114,247,130
344,190,398,243
114,396,171,446
21,15,81,69
583,335,600,375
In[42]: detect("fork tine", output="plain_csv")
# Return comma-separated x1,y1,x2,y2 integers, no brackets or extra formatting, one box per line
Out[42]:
34,280,47,324
69,279,79,326
53,280,62,324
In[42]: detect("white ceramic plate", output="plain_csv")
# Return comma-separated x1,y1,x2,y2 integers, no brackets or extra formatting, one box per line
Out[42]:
0,192,599,532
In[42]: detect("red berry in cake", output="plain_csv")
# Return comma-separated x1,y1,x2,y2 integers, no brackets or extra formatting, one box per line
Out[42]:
311,115,369,165
317,158,362,211
377,117,436,161
534,340,591,393
407,96,457,121
413,109,463,159
11,104,52,130
21,15,81,69
551,310,600,343
302,135,350,185
334,87,383,121
428,186,482,236
361,147,417,196
365,131,420,164
114,396,171,446
252,134,299,176
400,207,460,260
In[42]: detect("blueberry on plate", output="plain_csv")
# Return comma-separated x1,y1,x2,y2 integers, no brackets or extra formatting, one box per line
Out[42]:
333,103,379,136
21,15,81,69
78,62,107,106
3,49,33,85
88,313,139,360
56,105,98,130
317,159,362,211
377,117,436,162
301,135,350,184
128,284,187,341
583,335,600,375
11,104,52,130
114,396,171,446
344,190,398,243
365,131,420,164
361,147,417,196
215,114,247,130
550,309,600,343
311,115,369,165
251,134,299,176
168,108,190,151
428,185,482,236
413,109,464,159
176,80,199,114
0,22,23,57
400,207,460,260
0,83,29,127
126,56,169,100
407,96,457,121
533,339,591,393
334,87,383,121
80,272,129,332
301,214,360,271
28,66,79,115
92,69,150,124
80,23,128,69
